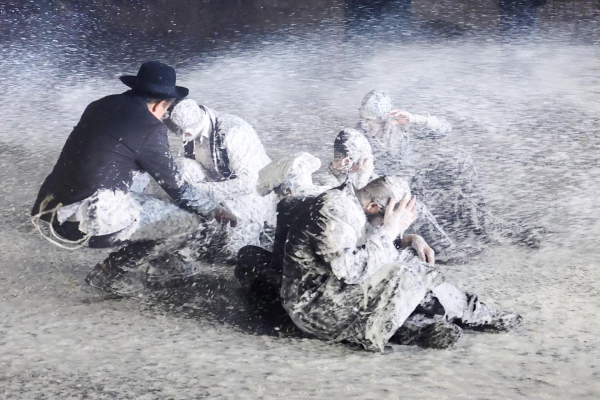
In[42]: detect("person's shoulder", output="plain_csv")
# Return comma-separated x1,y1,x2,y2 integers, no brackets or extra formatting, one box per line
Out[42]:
314,185,350,212
218,113,254,134
89,92,131,106
277,194,318,213
82,92,138,115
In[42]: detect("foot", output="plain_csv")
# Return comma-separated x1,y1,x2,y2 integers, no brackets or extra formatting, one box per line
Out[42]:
393,315,463,349
460,294,523,332
85,263,144,296
145,253,200,288
464,309,523,333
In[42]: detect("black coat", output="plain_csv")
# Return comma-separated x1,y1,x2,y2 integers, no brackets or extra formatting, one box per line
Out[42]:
32,91,186,215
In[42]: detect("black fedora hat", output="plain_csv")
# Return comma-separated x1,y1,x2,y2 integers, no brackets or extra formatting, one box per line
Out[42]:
120,61,189,99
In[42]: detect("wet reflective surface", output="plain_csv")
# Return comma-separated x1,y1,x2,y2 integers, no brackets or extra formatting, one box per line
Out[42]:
1,1,600,398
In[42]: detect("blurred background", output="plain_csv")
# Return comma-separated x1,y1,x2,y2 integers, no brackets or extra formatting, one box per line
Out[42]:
1,2,599,399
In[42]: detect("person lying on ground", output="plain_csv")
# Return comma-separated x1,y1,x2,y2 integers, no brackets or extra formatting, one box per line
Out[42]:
236,181,435,299
31,61,235,295
166,99,275,261
357,89,544,250
279,176,522,351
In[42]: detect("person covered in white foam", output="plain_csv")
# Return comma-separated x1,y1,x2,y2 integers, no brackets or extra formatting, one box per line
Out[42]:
252,131,454,261
325,128,456,259
357,90,544,250
167,99,275,260
279,176,522,352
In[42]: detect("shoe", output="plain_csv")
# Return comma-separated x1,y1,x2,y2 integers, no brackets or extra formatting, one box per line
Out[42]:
465,309,523,333
85,263,144,296
145,252,201,288
393,315,463,349
416,321,463,349
460,294,523,332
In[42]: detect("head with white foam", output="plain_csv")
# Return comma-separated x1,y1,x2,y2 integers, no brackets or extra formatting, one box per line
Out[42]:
330,128,374,189
359,90,394,123
355,175,411,224
168,99,215,144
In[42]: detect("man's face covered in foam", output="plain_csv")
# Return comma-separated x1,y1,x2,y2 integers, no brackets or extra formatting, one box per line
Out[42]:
341,156,374,189
330,155,374,189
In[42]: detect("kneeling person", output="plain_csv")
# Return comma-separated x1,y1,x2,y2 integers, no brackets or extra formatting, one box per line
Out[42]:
167,99,275,260
31,61,235,295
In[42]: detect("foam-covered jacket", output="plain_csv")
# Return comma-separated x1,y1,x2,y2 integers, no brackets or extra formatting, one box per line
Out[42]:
176,110,275,257
281,183,444,352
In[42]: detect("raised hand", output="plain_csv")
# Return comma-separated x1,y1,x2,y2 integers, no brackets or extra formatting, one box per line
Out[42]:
382,193,417,238
387,109,411,125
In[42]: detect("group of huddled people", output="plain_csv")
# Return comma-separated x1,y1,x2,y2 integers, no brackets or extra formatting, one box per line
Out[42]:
32,61,538,352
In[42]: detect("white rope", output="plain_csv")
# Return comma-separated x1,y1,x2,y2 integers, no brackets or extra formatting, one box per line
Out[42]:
31,197,91,250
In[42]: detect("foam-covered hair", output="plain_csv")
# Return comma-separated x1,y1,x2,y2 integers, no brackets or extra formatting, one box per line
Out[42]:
169,99,216,143
359,90,394,121
362,175,411,209
256,152,322,196
334,128,373,163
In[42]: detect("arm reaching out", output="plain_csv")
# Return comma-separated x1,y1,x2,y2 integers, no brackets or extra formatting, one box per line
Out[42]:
137,126,216,217
137,126,237,226
388,109,452,138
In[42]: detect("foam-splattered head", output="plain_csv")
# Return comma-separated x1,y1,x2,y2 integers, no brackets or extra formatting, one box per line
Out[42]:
169,99,215,143
359,90,393,122
333,128,372,163
361,175,411,210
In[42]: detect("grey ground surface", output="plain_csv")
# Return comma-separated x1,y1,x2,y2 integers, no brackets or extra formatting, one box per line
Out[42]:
2,17,600,399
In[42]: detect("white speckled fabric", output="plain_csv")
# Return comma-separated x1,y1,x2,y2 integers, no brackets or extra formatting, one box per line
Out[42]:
256,152,322,197
173,106,276,258
281,184,446,352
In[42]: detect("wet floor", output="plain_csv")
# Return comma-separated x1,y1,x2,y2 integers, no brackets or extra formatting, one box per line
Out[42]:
1,1,600,398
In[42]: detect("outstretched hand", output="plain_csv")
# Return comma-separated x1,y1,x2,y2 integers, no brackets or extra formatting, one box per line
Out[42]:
214,205,238,228
382,193,417,239
387,109,411,125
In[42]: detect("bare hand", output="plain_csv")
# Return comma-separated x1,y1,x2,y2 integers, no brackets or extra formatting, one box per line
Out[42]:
214,205,238,228
410,235,435,265
382,193,417,238
387,109,411,125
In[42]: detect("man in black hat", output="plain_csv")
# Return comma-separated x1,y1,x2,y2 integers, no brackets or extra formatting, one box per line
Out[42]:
31,61,236,295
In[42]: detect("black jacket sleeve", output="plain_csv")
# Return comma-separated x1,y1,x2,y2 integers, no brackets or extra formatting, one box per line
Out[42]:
136,125,217,218
136,125,187,203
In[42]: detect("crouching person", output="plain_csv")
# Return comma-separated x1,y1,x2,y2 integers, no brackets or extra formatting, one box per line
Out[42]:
280,177,522,352
31,61,235,295
167,99,275,261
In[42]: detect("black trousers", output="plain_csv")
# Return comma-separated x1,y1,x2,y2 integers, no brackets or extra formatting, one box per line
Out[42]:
235,245,280,288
